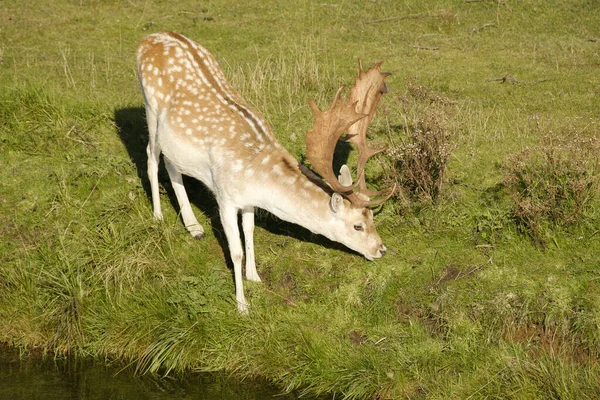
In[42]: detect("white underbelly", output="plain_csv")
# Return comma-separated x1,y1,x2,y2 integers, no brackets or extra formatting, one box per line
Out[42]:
158,117,216,191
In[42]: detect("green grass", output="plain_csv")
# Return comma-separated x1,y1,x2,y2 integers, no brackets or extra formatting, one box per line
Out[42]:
1,0,600,398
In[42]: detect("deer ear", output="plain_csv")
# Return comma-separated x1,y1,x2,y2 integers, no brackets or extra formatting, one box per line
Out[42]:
339,165,371,203
338,164,353,186
330,193,345,213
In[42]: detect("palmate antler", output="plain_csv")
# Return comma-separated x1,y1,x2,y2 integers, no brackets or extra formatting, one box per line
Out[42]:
305,61,395,208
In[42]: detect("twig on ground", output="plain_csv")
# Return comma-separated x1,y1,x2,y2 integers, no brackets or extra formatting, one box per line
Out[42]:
451,179,486,192
486,74,551,85
464,0,507,3
408,44,440,51
470,23,497,35
365,13,430,24
78,172,107,214
365,10,455,24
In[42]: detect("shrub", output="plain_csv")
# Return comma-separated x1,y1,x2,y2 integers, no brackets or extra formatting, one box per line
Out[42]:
387,81,457,205
503,131,600,244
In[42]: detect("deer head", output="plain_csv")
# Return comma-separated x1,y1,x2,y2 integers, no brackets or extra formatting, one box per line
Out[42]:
302,61,395,260
305,63,394,202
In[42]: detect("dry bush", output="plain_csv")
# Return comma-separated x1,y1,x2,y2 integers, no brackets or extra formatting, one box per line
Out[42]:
387,81,458,205
503,129,600,243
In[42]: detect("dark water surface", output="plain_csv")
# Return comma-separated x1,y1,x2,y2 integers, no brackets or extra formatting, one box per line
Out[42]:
0,346,300,400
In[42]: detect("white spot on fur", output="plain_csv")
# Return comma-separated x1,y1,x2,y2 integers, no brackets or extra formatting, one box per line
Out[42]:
232,160,243,173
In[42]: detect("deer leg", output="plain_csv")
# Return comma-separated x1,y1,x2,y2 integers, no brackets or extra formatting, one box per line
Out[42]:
219,204,248,314
145,108,163,221
164,158,205,240
242,206,260,282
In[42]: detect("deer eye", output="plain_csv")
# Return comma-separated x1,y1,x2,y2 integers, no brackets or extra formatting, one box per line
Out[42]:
354,224,364,232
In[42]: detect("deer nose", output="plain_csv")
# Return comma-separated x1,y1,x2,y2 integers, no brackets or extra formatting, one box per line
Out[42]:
379,246,387,257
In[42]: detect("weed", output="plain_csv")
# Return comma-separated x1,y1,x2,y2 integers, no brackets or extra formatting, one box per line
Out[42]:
473,207,513,244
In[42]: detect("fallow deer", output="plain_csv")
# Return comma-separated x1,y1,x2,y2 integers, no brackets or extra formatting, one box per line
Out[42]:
136,32,394,313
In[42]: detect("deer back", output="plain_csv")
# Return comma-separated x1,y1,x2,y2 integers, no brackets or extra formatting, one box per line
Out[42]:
136,32,292,194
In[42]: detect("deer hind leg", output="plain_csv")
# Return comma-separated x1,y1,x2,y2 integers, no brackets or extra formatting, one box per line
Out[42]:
242,206,260,282
145,107,163,221
164,158,205,240
219,203,248,314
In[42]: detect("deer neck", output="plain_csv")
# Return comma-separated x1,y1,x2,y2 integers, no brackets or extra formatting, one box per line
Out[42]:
253,150,337,238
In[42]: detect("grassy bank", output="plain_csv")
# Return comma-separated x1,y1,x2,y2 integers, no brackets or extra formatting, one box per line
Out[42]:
1,0,599,398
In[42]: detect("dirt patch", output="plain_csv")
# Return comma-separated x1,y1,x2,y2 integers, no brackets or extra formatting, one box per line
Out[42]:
429,263,483,290
395,264,484,338
348,330,367,347
395,294,449,339
505,323,599,366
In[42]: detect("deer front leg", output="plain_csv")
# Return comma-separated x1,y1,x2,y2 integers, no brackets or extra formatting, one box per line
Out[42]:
219,204,248,314
242,206,260,282
164,158,205,240
145,108,163,221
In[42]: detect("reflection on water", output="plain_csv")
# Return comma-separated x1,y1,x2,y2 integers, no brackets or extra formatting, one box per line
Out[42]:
0,345,299,400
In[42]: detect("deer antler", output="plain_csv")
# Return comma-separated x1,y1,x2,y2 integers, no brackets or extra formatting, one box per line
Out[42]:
344,61,396,207
305,86,366,194
305,62,395,208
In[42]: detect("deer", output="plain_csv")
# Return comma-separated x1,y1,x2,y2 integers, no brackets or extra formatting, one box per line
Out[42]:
136,32,394,313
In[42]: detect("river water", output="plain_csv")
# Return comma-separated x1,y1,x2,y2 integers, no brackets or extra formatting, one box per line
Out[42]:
0,346,301,400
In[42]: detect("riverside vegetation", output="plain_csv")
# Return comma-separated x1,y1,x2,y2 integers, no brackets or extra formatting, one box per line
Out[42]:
1,1,599,398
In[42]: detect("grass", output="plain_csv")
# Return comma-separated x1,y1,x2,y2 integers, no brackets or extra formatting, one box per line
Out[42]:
1,0,600,398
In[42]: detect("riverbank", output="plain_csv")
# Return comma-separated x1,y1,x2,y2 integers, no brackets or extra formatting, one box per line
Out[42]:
0,343,298,399
1,1,599,398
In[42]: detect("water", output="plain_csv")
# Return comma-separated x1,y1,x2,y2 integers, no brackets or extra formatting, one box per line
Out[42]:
0,346,299,400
